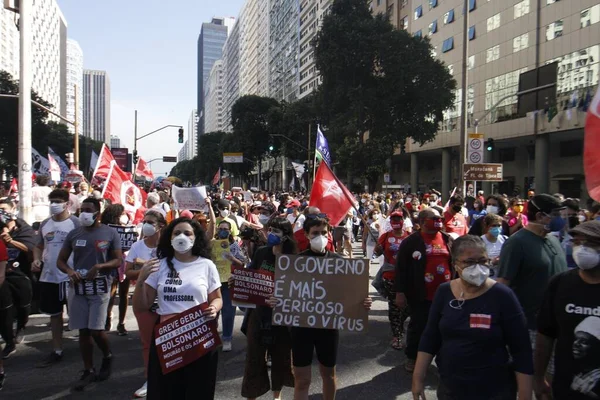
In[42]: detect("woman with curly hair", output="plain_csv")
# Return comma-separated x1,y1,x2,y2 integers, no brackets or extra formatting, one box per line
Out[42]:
135,217,223,399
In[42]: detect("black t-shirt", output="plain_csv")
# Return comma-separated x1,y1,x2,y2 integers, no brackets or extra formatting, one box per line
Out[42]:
537,269,600,399
249,245,276,273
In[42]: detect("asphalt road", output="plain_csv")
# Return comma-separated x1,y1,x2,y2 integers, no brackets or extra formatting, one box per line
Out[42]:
2,243,440,399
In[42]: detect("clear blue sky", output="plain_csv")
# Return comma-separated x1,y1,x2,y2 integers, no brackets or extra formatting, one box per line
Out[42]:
57,0,245,177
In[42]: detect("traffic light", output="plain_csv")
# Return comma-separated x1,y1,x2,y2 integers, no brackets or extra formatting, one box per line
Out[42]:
178,128,184,144
486,138,495,151
133,149,139,164
269,145,274,151
400,143,406,154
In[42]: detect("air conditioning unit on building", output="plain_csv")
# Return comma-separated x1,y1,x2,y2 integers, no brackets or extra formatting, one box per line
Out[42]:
3,0,19,12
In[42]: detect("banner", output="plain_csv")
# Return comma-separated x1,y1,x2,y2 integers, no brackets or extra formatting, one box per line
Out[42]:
291,161,306,179
153,303,221,375
108,224,139,251
47,152,61,182
171,185,208,211
92,144,115,182
272,255,369,332
48,147,69,179
31,147,50,176
102,161,145,216
231,266,274,307
584,85,600,201
137,157,154,180
315,126,332,166
310,161,355,226
211,168,221,186
89,150,99,175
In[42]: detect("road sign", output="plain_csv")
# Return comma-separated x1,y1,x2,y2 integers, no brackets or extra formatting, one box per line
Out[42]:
467,133,484,164
223,152,244,163
383,173,391,184
463,163,503,181
162,156,177,162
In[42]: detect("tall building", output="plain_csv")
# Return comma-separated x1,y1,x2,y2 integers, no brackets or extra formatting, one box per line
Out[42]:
0,0,68,116
222,9,244,133
204,60,225,133
82,70,111,145
197,17,234,135
239,0,270,97
66,39,83,134
187,109,199,158
269,0,300,102
178,142,190,162
378,0,599,201
110,135,121,149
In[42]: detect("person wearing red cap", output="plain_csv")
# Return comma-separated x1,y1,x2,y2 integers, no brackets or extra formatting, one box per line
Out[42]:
285,199,304,233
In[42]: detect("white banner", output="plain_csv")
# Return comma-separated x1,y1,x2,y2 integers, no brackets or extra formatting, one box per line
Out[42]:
31,148,50,176
48,147,69,179
172,186,208,211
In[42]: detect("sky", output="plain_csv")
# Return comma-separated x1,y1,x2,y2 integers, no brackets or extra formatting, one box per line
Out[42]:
57,0,245,177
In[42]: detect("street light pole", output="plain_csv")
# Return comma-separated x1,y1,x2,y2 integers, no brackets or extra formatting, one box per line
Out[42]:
458,0,470,199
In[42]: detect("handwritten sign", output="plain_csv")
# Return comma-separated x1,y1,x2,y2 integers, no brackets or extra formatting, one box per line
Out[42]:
154,303,221,374
272,255,369,332
171,186,208,211
231,266,274,306
108,224,138,251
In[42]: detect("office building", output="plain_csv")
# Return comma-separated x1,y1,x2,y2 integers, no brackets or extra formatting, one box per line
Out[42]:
188,109,199,158
66,39,83,134
239,0,270,97
178,140,190,162
222,14,242,133
110,135,121,149
269,0,300,102
204,60,225,133
82,70,111,145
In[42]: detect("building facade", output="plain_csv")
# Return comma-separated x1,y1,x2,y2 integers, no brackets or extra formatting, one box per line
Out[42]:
66,39,83,134
204,60,225,133
221,14,242,133
178,140,190,162
110,135,121,149
82,70,111,145
188,109,199,159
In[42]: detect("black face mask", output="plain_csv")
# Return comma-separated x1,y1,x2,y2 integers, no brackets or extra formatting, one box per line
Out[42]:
452,205,462,213
568,216,580,228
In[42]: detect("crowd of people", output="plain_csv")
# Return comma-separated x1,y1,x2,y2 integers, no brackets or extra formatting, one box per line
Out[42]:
0,176,599,399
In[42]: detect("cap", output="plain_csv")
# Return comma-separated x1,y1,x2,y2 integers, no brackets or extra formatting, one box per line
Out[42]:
574,316,600,341
217,199,230,209
529,194,565,214
286,199,301,208
180,210,194,219
390,210,404,218
569,220,600,239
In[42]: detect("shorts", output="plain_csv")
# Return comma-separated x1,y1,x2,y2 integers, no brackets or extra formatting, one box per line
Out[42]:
291,327,339,368
39,282,68,316
333,226,352,243
68,289,111,331
0,269,32,311
529,329,555,376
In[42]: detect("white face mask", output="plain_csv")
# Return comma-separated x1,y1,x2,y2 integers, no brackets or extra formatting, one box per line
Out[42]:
259,214,270,225
49,202,66,216
573,245,600,270
460,264,490,287
486,205,499,214
119,215,129,225
310,235,328,254
79,212,96,227
142,223,157,237
171,234,194,254
220,209,230,218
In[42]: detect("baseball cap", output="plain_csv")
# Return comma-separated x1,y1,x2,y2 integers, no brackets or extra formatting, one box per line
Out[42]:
529,194,565,214
569,220,600,239
390,210,404,218
286,199,301,208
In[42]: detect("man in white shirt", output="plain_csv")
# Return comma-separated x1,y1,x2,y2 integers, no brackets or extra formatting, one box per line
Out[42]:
32,189,81,367
31,175,53,223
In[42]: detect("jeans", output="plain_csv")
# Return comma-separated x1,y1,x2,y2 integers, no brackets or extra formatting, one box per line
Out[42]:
220,283,236,341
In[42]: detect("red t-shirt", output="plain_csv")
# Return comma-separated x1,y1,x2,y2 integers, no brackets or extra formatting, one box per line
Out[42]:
378,231,406,280
443,210,468,237
422,232,451,301
0,240,7,262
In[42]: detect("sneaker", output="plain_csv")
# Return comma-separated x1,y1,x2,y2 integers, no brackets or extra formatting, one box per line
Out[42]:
2,344,16,359
36,351,63,368
222,340,232,352
15,329,25,344
72,369,96,391
98,354,113,381
134,381,148,398
117,323,128,336
0,372,5,391
404,358,416,373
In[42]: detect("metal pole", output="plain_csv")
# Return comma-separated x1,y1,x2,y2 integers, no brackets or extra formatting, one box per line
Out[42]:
74,84,79,168
307,123,311,191
133,110,138,177
18,0,32,223
281,146,287,191
458,0,470,197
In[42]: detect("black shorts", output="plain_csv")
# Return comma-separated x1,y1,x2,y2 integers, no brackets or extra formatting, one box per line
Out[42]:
39,282,67,316
0,269,32,310
291,327,339,368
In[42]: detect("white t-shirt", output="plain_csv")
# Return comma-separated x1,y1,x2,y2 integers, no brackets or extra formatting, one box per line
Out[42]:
145,257,221,315
125,240,157,266
481,234,506,278
288,213,305,233
38,216,80,283
32,186,53,222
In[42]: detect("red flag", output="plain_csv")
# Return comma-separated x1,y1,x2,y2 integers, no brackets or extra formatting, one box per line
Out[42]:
9,178,18,194
137,157,154,180
211,168,221,186
310,162,355,226
585,86,600,201
102,161,145,217
47,151,61,182
92,144,115,183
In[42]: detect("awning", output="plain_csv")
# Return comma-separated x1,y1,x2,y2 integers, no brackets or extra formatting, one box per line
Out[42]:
551,174,584,181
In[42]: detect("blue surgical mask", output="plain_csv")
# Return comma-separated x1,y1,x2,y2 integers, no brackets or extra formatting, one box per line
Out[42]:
489,227,501,237
546,215,566,232
217,229,229,239
267,233,282,246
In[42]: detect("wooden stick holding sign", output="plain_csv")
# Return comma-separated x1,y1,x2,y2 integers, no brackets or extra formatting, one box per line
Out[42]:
272,255,369,332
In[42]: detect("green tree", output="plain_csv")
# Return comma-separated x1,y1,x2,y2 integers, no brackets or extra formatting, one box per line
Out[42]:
313,0,456,189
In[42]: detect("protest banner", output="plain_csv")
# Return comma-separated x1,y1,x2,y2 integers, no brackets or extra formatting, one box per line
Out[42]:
108,224,138,251
230,266,274,307
154,303,221,375
272,255,369,332
171,185,208,211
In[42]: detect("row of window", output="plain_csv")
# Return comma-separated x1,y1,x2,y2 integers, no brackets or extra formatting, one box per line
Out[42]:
415,0,475,20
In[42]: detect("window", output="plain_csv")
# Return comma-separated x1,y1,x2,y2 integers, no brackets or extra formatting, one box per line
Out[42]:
414,30,423,38
377,0,381,5
414,5,423,20
486,45,500,63
429,0,438,8
487,13,501,32
448,64,454,75
468,55,475,70
484,68,528,123
442,37,454,53
469,25,476,40
514,0,530,19
581,5,600,28
469,0,476,12
546,20,563,41
559,140,583,157
546,0,559,4
498,148,516,162
429,20,438,35
444,9,455,24
546,45,599,95
401,16,409,29
513,33,529,53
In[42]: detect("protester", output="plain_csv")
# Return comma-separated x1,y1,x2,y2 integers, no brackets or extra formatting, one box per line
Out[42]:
395,208,453,372
333,210,354,258
443,194,468,238
412,235,533,400
137,217,222,399
469,195,509,236
31,175,53,223
362,208,382,259
467,198,486,228
216,199,240,238
507,198,528,235
285,199,305,233
57,198,122,390
562,198,583,269
535,220,600,399
32,189,81,367
294,207,335,253
480,213,506,279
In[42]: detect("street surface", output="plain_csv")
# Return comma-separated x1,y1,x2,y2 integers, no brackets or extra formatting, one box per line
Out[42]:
2,242,440,399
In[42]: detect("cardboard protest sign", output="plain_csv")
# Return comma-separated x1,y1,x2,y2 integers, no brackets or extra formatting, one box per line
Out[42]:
171,186,208,211
211,239,232,282
154,303,221,375
230,266,274,307
272,255,369,332
108,224,138,251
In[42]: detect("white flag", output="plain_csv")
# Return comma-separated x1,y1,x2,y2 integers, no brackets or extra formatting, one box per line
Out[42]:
90,150,99,175
291,162,306,179
31,148,50,176
48,147,69,179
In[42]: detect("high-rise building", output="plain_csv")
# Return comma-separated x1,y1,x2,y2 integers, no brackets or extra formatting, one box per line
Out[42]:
197,17,234,135
82,70,111,145
178,141,190,162
222,9,244,133
269,0,300,102
188,109,199,158
110,135,121,149
66,39,83,134
204,60,225,133
0,6,19,78
239,0,270,97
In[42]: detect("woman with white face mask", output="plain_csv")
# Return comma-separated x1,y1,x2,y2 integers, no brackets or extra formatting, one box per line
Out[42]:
412,235,533,400
126,210,166,398
136,217,222,399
